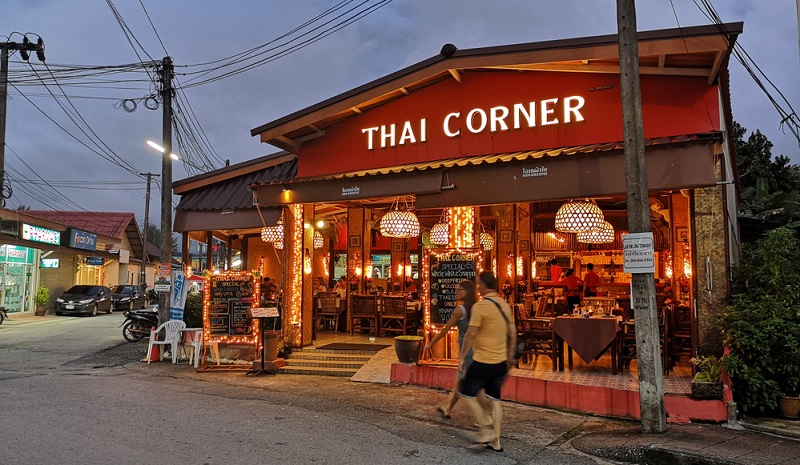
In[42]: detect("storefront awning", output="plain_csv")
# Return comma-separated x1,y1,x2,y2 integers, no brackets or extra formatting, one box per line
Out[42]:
252,169,444,206
174,207,282,232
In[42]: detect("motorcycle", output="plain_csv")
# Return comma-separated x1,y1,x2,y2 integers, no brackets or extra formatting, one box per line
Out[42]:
0,306,7,325
121,308,159,342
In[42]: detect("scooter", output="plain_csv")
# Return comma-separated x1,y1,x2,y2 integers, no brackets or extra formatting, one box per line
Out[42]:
0,306,7,325
121,308,159,342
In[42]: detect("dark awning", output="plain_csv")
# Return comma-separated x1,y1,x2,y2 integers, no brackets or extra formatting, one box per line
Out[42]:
415,137,720,208
253,170,444,206
174,207,282,232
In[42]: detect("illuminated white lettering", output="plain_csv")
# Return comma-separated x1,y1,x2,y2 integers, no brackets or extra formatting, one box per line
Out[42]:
564,96,585,122
362,127,379,150
444,112,461,137
466,108,487,133
513,102,535,128
380,124,396,148
399,121,416,145
541,98,559,125
420,118,427,142
490,106,509,132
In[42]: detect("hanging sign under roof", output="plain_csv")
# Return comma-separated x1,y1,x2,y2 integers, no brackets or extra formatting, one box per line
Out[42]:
22,223,61,246
68,228,97,251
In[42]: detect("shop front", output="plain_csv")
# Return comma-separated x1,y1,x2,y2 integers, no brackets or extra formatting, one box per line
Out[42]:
0,244,37,313
241,23,742,421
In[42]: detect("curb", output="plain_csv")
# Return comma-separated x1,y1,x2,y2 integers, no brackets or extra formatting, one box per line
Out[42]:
574,440,739,465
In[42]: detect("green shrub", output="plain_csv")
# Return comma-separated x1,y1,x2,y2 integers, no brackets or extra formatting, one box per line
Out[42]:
719,228,800,414
183,292,203,328
34,287,50,307
691,355,723,383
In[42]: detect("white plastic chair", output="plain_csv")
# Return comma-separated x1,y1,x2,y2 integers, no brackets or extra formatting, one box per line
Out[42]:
146,320,186,364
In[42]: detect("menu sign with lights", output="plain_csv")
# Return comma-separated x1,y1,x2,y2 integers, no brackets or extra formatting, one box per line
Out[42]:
22,224,61,245
207,274,256,336
427,251,479,324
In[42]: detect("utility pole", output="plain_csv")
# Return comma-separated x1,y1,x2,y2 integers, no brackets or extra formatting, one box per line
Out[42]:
617,0,666,433
158,56,174,326
1,36,45,207
139,172,159,289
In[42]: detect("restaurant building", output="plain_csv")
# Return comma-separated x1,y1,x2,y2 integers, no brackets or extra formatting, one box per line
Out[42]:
177,24,742,421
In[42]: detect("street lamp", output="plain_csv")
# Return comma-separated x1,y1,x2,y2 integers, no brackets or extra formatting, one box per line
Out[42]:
146,140,203,171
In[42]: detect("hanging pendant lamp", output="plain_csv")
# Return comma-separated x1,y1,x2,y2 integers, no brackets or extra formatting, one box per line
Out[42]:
261,220,284,242
577,221,615,244
479,232,494,251
379,197,420,238
429,210,449,245
313,231,324,249
554,199,605,233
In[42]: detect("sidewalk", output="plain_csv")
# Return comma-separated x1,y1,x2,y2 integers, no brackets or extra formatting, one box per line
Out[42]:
573,421,800,464
0,311,57,326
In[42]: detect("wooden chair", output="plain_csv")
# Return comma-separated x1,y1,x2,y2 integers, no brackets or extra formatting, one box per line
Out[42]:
533,296,551,317
350,294,378,335
380,295,416,336
671,305,692,363
514,304,557,369
618,307,672,375
316,292,341,333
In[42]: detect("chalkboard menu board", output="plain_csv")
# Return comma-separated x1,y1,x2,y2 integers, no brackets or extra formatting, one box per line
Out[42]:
208,274,256,336
428,252,478,324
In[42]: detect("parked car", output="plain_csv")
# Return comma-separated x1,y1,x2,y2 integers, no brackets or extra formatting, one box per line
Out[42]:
111,285,147,311
54,285,113,316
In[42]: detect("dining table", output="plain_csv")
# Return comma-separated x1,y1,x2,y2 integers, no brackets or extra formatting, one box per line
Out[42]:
551,315,622,374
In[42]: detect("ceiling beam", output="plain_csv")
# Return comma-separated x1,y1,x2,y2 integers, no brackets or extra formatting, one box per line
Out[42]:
448,68,463,83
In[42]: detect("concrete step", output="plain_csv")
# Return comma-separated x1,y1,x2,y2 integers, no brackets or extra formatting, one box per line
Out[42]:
288,352,372,363
284,358,366,369
295,347,384,355
278,365,358,377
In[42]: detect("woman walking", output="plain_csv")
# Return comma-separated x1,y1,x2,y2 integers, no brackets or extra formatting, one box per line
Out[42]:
424,279,478,418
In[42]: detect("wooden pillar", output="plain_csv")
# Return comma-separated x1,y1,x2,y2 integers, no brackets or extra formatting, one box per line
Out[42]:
225,235,233,270
346,207,366,332
300,204,314,347
518,203,531,297
181,232,190,270
240,234,249,270
205,232,213,270
496,204,515,301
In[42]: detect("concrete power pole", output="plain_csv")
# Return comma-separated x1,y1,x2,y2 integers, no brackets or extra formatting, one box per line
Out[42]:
0,36,45,207
616,0,666,433
158,57,174,325
140,172,158,288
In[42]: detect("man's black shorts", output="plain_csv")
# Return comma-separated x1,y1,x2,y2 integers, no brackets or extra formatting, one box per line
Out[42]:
459,360,508,400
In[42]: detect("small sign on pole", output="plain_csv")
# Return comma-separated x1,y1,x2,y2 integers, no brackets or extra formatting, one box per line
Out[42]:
154,263,172,292
622,232,655,274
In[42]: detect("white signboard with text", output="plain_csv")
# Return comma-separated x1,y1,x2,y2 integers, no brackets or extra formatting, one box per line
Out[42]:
622,232,655,274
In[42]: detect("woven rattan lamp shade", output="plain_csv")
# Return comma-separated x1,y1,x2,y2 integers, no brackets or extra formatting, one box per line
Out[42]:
379,210,420,238
430,222,449,245
577,221,615,243
479,232,494,251
313,231,324,249
554,200,605,233
261,221,284,242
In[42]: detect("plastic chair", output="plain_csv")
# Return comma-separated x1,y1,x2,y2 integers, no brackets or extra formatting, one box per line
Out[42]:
146,320,186,364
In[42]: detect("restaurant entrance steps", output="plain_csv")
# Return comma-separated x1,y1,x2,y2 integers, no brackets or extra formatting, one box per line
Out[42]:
279,348,375,377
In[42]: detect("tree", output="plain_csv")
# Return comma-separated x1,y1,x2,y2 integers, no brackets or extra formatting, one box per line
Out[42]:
734,122,800,228
142,222,179,257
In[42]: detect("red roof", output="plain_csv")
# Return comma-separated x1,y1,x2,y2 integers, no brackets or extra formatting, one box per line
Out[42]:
25,211,136,239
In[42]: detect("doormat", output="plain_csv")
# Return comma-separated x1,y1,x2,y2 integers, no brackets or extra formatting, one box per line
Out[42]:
316,343,389,351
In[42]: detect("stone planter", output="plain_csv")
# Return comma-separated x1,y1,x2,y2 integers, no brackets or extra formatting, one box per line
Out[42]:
691,380,722,400
394,335,423,364
778,395,800,418
35,306,47,316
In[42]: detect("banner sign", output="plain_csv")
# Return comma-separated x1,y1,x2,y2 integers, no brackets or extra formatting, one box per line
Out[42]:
86,257,105,266
169,271,189,321
68,228,97,251
22,223,61,245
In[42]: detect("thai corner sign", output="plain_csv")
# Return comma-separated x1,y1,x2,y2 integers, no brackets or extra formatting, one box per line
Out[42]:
22,223,61,245
154,263,172,292
68,228,97,251
622,232,655,274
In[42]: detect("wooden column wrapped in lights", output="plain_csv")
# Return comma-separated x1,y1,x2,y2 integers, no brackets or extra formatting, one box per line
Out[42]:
300,204,315,346
282,204,307,348
447,206,476,249
346,207,367,332
495,204,516,299
517,203,531,301
390,238,407,292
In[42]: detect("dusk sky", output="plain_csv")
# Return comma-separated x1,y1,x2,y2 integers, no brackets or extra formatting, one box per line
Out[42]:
2,1,798,231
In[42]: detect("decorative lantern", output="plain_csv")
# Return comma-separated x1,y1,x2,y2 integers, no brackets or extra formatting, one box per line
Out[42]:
479,232,494,251
313,231,324,249
261,220,284,242
577,221,615,244
379,198,420,238
430,223,449,245
554,199,605,233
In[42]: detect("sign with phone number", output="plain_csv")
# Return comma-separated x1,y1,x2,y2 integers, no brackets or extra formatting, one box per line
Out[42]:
622,232,655,274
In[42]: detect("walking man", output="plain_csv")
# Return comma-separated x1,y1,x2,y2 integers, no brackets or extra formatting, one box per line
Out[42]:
458,271,516,452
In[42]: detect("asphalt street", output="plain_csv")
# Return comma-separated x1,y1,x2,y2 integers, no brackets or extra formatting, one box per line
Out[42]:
0,313,628,464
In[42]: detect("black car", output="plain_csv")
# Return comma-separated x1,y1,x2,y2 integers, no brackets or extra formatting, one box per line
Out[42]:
55,285,113,316
111,285,147,311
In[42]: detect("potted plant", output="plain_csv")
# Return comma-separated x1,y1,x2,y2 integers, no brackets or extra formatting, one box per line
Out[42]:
34,286,49,316
283,323,298,355
394,335,423,363
690,355,723,399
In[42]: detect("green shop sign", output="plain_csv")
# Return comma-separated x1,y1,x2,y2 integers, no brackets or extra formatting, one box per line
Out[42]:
0,245,35,264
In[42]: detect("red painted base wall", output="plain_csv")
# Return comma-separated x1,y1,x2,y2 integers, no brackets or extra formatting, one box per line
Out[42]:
391,363,727,423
